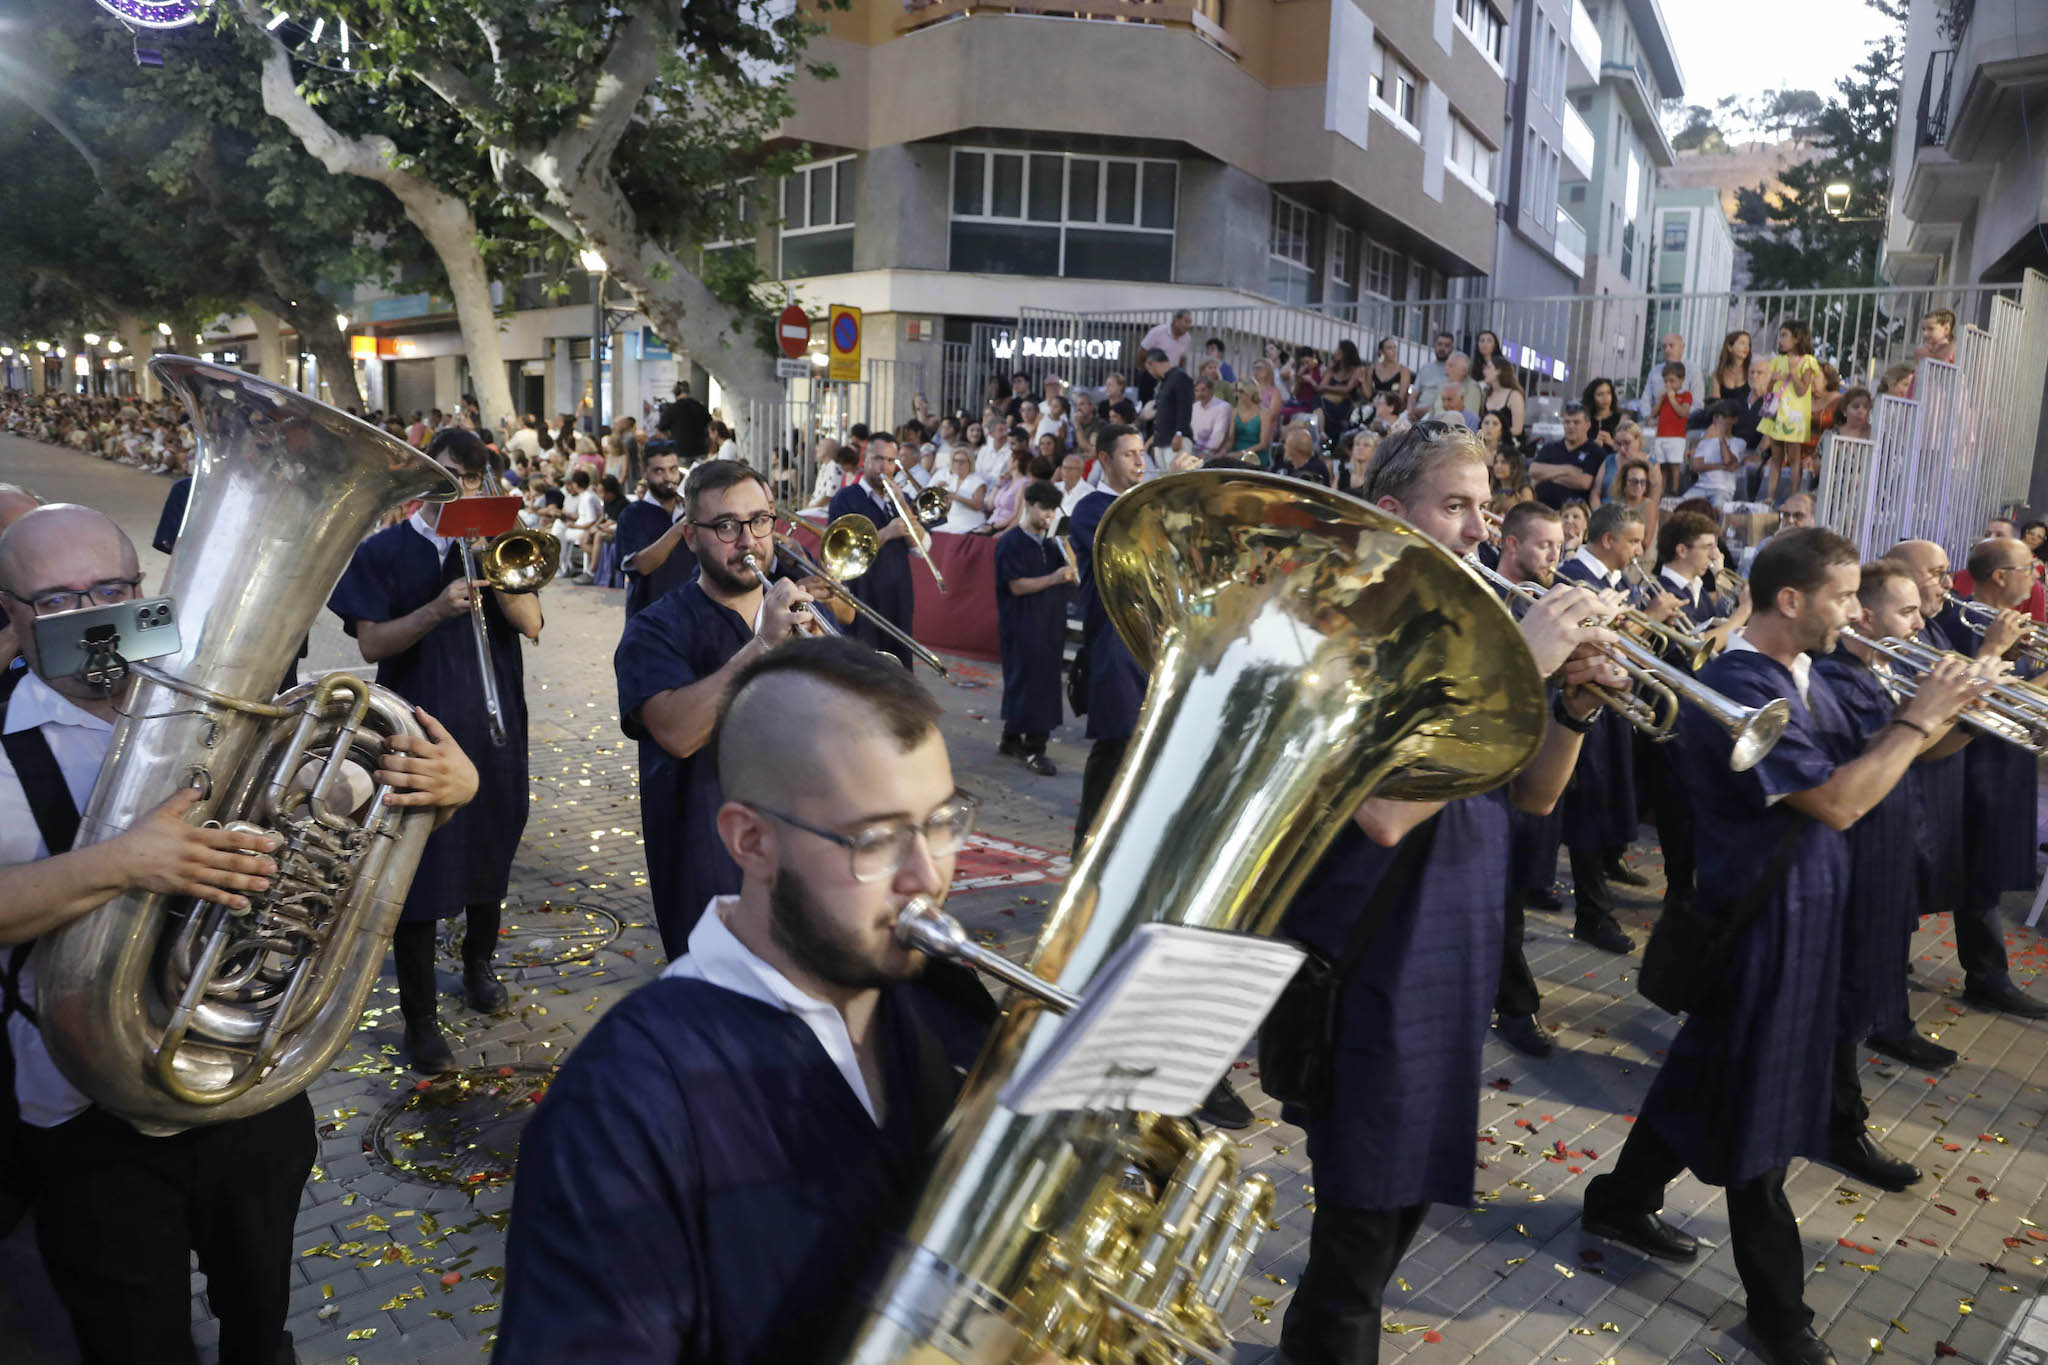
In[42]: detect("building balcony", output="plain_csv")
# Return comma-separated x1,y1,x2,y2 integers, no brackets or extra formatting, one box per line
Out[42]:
894,0,1239,62
1566,0,1601,87
1600,60,1677,166
1900,44,1995,223
1561,101,1595,179
1553,206,1587,277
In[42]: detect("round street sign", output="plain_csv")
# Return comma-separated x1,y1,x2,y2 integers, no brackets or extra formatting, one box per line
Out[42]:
777,305,810,360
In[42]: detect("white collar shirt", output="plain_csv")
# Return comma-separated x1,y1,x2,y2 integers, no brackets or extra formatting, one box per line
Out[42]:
408,509,458,560
1661,566,1703,599
1571,546,1624,589
2,670,113,1127
662,896,879,1122
1725,627,1811,705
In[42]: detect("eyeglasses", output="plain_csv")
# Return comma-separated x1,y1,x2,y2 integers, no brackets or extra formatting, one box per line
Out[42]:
2,576,143,616
690,513,777,543
747,794,980,883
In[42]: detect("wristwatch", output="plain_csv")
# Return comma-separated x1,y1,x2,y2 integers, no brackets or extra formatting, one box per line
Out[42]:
1552,690,1599,734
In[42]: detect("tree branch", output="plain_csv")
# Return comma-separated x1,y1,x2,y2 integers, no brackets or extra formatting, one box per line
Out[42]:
2,79,108,193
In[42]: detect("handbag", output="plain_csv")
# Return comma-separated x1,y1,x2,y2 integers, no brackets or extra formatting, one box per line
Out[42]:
1638,816,1804,1016
1257,817,1440,1113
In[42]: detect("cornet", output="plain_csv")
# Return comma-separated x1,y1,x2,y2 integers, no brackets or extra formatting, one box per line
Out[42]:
1843,630,2048,752
1465,557,1789,771
1944,591,2048,672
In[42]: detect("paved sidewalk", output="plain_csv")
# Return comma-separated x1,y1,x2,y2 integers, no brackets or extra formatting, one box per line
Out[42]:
8,435,2048,1365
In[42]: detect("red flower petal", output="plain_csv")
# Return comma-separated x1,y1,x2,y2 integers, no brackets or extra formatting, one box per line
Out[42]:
1936,1343,1959,1357
1423,1331,1444,1344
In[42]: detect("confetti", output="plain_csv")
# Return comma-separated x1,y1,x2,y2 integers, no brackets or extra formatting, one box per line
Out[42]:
1423,1331,1444,1344
346,1329,377,1341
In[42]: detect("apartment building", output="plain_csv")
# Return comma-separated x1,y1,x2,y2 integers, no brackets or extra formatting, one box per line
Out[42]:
1490,0,1602,298
1883,0,2048,287
1563,0,1680,296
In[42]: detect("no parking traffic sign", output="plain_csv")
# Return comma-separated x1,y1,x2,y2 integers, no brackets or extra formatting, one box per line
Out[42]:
828,305,861,383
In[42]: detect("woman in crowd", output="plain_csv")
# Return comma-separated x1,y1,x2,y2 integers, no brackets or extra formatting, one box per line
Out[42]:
1473,329,1504,381
1336,429,1376,498
1251,357,1287,433
1318,339,1366,439
1368,336,1411,416
980,444,1030,535
1591,421,1648,509
2025,521,2048,562
1582,376,1623,451
1490,446,1532,504
1285,346,1322,419
1035,432,1063,470
1560,498,1590,556
935,447,990,534
1707,330,1753,405
1606,455,1661,549
1480,355,1526,451
1228,380,1272,464
1037,396,1070,452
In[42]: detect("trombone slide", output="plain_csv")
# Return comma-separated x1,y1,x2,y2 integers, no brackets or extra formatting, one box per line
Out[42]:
771,526,950,677
457,539,508,747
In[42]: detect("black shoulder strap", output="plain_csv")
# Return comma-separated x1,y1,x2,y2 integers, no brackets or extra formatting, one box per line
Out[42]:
1328,813,1444,985
0,667,80,857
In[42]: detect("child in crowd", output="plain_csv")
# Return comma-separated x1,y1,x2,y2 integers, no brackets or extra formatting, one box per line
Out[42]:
1754,318,1822,505
1880,363,1916,397
1652,360,1691,479
1915,308,1958,365
1834,385,1874,441
1688,400,1748,509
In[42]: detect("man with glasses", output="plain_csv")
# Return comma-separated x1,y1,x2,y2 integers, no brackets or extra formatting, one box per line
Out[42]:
2,503,478,1365
329,429,545,1072
500,638,997,1364
829,433,920,670
616,460,845,957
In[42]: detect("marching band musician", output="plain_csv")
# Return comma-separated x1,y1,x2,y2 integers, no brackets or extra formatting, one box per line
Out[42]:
1943,536,2048,1018
828,433,920,670
1278,422,1630,1364
1,504,478,1365
1552,502,1684,954
1812,559,1977,1191
328,429,542,1074
993,480,1075,775
1582,529,1984,1365
614,461,846,959
1069,423,1149,857
1490,501,1569,1059
498,640,997,1365
611,448,694,620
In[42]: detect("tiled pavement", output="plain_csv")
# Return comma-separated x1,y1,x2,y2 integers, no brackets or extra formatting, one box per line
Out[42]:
8,436,2048,1365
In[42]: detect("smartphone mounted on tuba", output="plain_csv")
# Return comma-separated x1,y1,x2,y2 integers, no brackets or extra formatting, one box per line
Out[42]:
34,596,181,688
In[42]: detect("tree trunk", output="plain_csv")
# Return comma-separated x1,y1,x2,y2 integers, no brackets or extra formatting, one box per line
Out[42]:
244,12,517,432
303,325,365,412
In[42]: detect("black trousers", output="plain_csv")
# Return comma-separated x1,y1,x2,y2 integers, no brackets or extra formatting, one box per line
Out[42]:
1279,1201,1427,1365
851,574,915,670
1828,1034,1871,1148
1074,736,1129,858
1584,1122,1810,1341
24,1093,315,1365
1001,729,1048,756
1952,896,2012,988
1495,889,1541,1019
1637,738,1696,904
393,902,501,1022
1567,844,1618,932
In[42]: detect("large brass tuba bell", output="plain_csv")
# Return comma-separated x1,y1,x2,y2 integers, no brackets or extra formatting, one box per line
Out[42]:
837,470,1549,1363
32,357,461,1133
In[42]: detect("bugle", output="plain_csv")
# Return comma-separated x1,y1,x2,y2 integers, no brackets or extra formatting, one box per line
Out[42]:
1843,630,2048,752
1465,557,1788,771
773,512,950,676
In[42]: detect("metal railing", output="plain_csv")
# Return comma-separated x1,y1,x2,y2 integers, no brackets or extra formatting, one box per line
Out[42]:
1917,47,1959,148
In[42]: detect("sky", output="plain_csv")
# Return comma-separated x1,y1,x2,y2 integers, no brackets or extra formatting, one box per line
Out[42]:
1659,0,1899,118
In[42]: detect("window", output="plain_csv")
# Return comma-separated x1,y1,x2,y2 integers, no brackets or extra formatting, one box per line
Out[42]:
1606,203,1617,257
1621,219,1636,281
1624,151,1642,223
1267,193,1318,303
1453,0,1506,66
781,156,856,279
1662,218,1689,252
1365,241,1397,299
1446,117,1496,198
1370,40,1420,130
1329,223,1358,305
1569,183,1587,203
948,147,1176,281
1613,112,1625,165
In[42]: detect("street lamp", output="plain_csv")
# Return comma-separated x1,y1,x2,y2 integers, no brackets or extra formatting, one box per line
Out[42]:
1824,182,1853,217
35,341,51,352
83,332,101,346
581,249,608,433
336,313,350,332
156,321,172,336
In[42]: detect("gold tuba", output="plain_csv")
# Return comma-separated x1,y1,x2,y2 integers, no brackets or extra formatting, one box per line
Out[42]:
837,469,1548,1363
32,356,462,1134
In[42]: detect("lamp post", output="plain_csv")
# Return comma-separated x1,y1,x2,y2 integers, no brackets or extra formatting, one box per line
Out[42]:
580,249,608,435
83,333,102,395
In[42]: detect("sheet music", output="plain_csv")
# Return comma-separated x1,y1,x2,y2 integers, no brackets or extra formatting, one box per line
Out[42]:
1000,924,1304,1117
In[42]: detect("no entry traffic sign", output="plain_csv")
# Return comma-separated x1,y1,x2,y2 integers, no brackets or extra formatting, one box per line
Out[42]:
777,304,809,360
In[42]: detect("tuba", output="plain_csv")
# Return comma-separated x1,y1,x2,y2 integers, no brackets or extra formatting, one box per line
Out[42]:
837,470,1548,1363
32,356,461,1134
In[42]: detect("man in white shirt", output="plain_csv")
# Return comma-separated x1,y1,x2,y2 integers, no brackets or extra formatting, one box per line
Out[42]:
508,414,544,460
1138,310,1194,371
1406,332,1456,417
0,503,477,1365
1054,453,1091,520
1634,332,1687,421
562,468,606,583
1188,377,1232,457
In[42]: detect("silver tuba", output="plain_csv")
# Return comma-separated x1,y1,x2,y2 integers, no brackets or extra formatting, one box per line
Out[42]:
32,356,461,1134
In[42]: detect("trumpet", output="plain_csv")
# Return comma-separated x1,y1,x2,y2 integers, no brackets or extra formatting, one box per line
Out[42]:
1843,630,2048,752
1944,591,2048,671
1465,558,1789,771
772,511,950,676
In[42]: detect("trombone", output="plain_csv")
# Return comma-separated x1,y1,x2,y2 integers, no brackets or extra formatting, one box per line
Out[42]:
879,454,948,592
1842,630,2048,752
458,466,559,746
770,510,950,676
1465,557,1789,771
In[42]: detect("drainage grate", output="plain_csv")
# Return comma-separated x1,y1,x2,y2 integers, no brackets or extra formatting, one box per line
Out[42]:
364,1063,558,1189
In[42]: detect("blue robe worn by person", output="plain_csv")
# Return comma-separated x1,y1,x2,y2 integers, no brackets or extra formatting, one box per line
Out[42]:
993,524,1068,756
495,910,995,1365
1068,485,1146,854
1553,548,1639,938
1949,598,2040,995
1911,603,1969,921
328,515,529,918
614,495,691,620
615,562,795,958
829,476,915,670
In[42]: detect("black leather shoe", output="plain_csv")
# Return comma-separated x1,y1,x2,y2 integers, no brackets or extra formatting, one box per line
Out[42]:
464,963,509,1013
1826,1132,1922,1192
1751,1325,1837,1365
1525,885,1564,913
1195,1078,1254,1130
1581,1208,1698,1262
1574,919,1635,954
1866,1029,1957,1070
405,1019,454,1074
1605,859,1651,888
1497,1013,1554,1058
1963,978,2048,1018
997,736,1022,758
1024,753,1057,776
